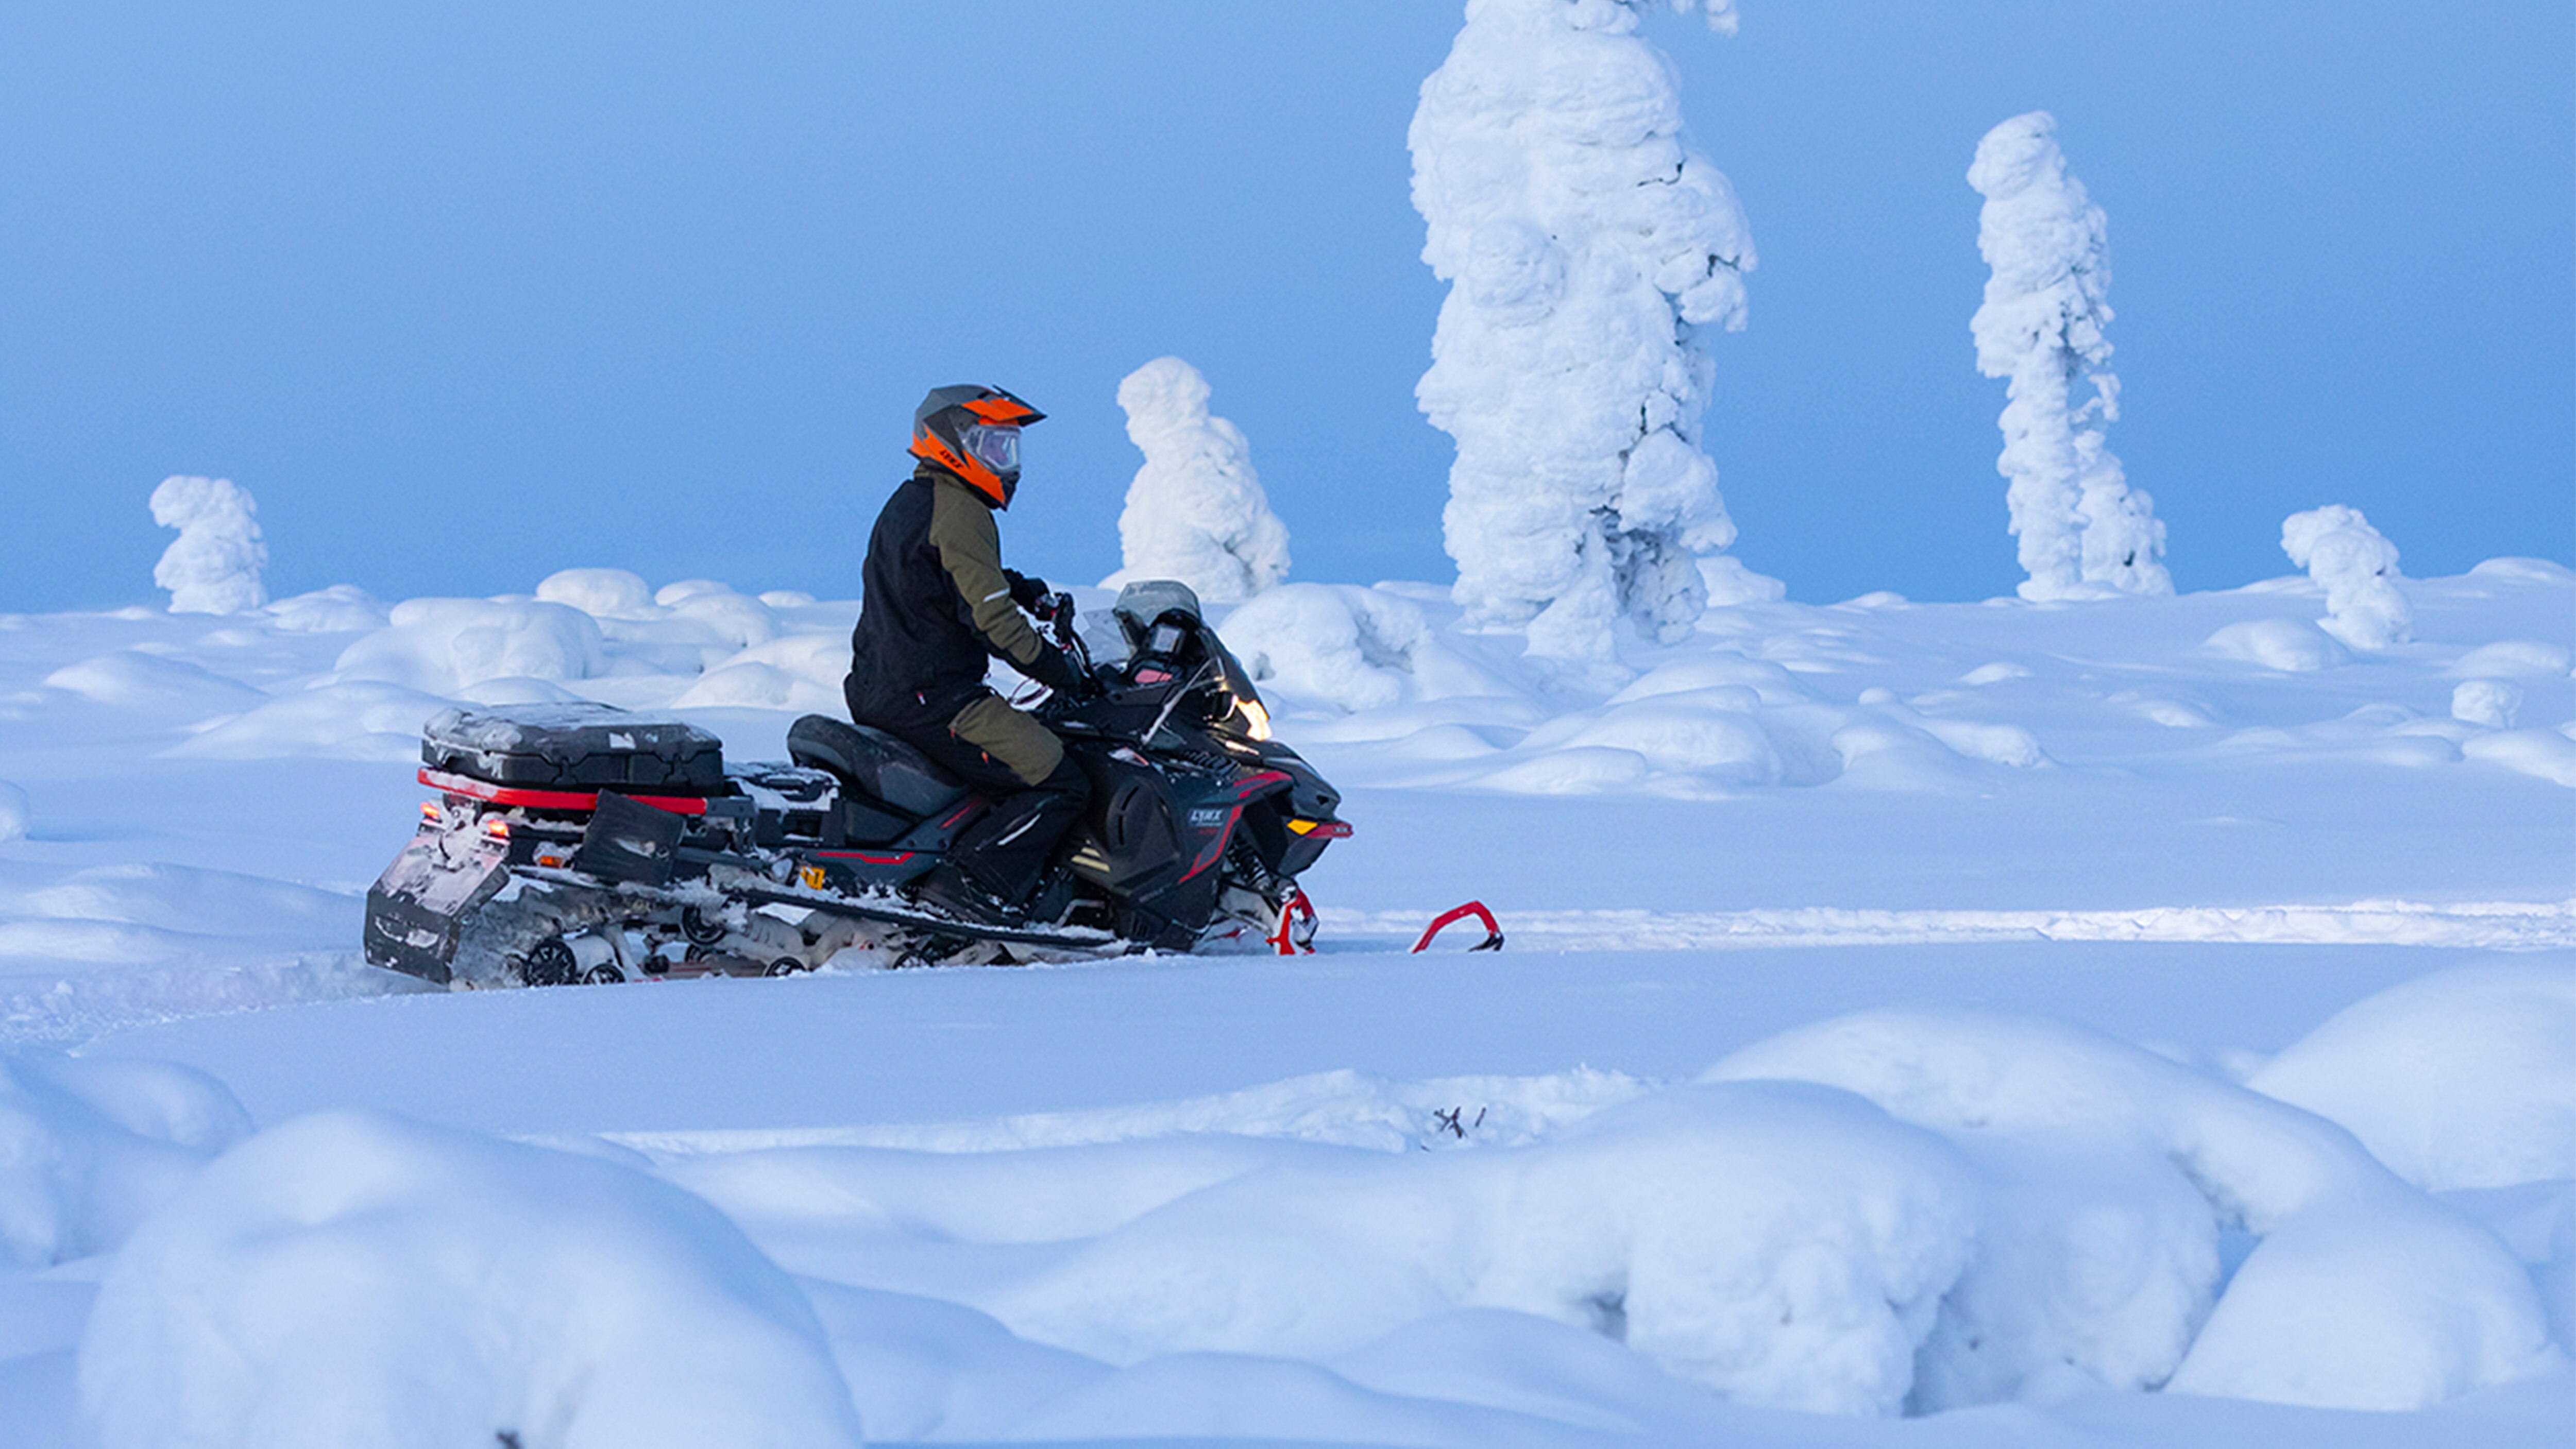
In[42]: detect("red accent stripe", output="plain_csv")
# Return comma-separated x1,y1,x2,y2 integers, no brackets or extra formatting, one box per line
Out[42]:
813,850,917,866
1179,806,1242,882
1233,770,1291,799
418,768,710,816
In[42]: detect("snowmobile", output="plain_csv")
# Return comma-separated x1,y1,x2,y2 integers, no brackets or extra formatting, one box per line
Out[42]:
362,582,1350,986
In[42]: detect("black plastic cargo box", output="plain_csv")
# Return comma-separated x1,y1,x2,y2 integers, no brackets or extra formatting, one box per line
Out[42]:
421,704,726,793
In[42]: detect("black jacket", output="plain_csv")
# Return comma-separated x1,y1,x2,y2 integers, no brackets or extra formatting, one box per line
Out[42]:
845,464,1059,730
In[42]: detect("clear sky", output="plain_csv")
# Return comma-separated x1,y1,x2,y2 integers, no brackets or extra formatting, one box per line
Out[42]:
3,1,2567,612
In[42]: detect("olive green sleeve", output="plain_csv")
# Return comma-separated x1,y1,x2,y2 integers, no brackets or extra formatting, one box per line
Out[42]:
926,482,1048,670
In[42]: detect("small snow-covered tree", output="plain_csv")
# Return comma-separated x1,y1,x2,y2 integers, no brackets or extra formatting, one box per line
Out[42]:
1100,357,1290,603
1969,112,2170,602
2282,504,2411,649
149,475,268,614
1411,0,1755,667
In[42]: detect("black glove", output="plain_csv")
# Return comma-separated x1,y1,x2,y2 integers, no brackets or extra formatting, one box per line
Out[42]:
1004,570,1051,612
1023,644,1101,700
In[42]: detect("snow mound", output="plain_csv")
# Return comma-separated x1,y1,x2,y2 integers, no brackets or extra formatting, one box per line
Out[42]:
1221,585,1507,714
149,476,268,615
2452,639,2573,679
79,1111,863,1449
536,567,658,619
0,1049,249,1268
2249,962,2576,1192
2205,618,2345,673
2463,727,2576,788
166,679,450,761
259,585,390,634
693,1084,1981,1417
803,1281,1107,1441
0,780,25,843
41,652,265,711
2282,505,2412,650
1707,1010,2560,1411
333,597,610,694
1101,356,1290,603
672,634,844,713
2453,679,2523,728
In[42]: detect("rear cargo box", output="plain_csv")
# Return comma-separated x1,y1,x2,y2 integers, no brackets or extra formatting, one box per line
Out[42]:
422,704,725,793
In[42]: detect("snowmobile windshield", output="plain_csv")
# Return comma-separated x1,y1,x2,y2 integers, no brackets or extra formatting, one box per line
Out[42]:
960,423,1020,475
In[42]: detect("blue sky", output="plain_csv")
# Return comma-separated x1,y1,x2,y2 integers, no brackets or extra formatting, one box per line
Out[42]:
3,1,2567,612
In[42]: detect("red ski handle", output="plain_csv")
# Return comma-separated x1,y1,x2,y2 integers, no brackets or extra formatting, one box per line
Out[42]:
1412,901,1504,953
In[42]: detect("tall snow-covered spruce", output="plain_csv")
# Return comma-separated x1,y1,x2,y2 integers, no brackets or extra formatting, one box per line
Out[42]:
1101,356,1290,603
1411,0,1755,668
1969,112,2170,601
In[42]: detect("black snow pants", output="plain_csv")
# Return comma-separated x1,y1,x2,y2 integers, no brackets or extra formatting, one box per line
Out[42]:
854,684,1091,906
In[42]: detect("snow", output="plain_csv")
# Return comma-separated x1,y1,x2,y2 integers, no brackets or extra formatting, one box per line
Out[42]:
332,596,611,695
0,1050,247,1269
0,785,24,845
78,1110,862,1449
2249,963,2576,1193
1970,113,2170,602
1100,356,1291,602
148,477,269,616
0,545,2569,1445
1707,1011,2561,1411
2454,677,2524,728
2282,505,2413,649
1411,0,1757,663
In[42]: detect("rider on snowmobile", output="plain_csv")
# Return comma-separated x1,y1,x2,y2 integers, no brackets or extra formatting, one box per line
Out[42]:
844,384,1099,924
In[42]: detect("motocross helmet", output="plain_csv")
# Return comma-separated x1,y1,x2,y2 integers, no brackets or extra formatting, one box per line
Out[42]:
910,384,1045,507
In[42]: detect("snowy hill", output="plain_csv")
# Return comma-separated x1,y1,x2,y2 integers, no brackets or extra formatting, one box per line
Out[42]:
0,560,2570,1446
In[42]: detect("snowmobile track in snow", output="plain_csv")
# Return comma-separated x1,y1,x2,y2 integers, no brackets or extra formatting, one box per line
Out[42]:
1327,898,2576,954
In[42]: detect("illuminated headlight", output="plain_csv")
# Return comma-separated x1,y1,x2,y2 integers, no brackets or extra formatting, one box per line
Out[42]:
1238,698,1273,742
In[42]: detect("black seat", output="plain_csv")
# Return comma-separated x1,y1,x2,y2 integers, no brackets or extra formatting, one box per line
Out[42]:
786,715,968,816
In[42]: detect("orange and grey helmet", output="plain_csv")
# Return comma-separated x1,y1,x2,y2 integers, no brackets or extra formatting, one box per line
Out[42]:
910,384,1045,507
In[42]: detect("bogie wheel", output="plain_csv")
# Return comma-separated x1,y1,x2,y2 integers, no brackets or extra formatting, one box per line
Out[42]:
581,961,626,986
519,939,580,988
764,957,810,977
680,905,727,947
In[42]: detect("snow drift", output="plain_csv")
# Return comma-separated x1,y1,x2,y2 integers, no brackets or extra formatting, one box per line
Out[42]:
2249,962,2576,1192
78,1111,863,1449
1970,113,2168,602
1411,0,1757,664
149,476,269,615
1101,356,1290,603
1707,1011,2561,1411
0,1049,249,1268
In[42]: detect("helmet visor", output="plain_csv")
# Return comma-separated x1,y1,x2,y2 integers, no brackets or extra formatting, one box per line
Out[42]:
960,422,1021,475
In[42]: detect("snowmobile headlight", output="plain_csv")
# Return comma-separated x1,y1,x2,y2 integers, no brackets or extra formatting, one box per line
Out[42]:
1238,698,1272,742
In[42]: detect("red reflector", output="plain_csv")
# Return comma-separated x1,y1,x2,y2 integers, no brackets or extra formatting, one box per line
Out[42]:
417,768,709,816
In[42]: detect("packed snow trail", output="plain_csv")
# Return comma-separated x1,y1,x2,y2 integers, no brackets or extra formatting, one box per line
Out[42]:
1323,898,2576,954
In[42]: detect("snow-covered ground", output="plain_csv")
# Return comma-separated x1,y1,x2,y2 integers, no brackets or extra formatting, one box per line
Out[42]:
1,559,2570,1446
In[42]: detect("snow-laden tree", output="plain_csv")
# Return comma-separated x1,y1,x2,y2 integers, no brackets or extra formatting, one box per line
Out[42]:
1969,112,2170,602
149,475,268,614
1411,0,1755,667
1100,357,1290,603
2282,504,2411,649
